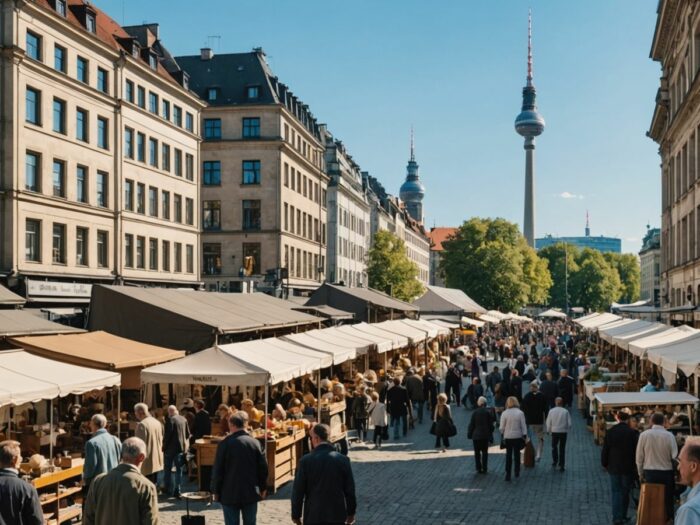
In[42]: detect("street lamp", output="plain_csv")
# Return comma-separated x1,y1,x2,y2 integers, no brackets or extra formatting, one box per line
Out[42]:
564,243,569,315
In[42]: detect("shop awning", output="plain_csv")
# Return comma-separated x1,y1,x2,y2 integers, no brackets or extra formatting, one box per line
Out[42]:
0,350,121,407
537,309,567,319
301,328,373,355
304,283,418,322
576,313,621,329
412,286,486,315
462,317,486,328
598,319,645,343
282,332,357,364
141,346,269,387
429,319,460,330
333,324,393,353
594,391,699,407
350,323,409,349
373,320,427,345
628,325,698,357
611,322,670,351
88,285,321,351
0,310,83,337
478,313,502,324
0,285,25,307
644,333,700,371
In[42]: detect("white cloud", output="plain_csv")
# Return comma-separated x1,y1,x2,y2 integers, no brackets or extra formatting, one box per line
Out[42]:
558,191,584,200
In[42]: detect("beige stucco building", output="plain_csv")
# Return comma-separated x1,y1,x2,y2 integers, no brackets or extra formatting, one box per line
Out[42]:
649,0,700,323
0,0,202,304
177,49,328,295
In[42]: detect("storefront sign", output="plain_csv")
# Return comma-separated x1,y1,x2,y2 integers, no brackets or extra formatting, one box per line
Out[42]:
26,279,92,299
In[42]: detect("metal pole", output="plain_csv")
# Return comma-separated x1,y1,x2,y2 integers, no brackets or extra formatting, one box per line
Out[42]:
117,386,121,439
564,244,569,314
49,398,54,460
264,382,269,456
317,370,321,418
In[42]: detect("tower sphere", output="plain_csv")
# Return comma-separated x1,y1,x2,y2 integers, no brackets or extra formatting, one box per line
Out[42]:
515,109,545,137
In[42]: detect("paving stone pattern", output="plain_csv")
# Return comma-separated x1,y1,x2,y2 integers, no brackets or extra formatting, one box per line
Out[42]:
159,375,617,525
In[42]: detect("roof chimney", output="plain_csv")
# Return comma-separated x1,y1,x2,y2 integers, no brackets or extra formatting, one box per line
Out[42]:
201,48,214,61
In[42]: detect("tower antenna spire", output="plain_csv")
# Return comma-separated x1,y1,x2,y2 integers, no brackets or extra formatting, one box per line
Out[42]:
527,9,533,87
410,126,415,162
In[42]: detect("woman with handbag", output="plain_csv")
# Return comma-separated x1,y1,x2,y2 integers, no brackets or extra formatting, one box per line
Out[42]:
367,391,387,449
499,396,528,481
432,393,455,452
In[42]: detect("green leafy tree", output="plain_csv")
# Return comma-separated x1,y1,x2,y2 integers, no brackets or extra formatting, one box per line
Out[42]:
570,248,622,311
367,230,424,302
604,252,641,304
440,217,552,311
539,243,580,309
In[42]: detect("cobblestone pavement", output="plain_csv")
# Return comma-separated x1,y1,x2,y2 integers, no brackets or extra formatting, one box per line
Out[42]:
159,375,618,525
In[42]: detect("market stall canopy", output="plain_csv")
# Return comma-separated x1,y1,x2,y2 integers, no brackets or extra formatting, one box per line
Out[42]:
478,313,502,324
594,391,699,407
141,345,269,386
0,285,25,307
598,319,645,343
291,305,355,321
0,350,120,407
351,323,409,349
576,313,621,329
428,319,460,330
644,332,700,369
373,320,427,345
537,309,568,319
301,327,373,355
282,332,357,364
407,318,451,337
9,331,184,389
333,324,393,353
88,285,321,351
574,312,602,324
628,325,698,357
611,322,670,351
304,283,418,322
657,339,700,377
461,317,486,328
0,310,83,337
411,286,486,315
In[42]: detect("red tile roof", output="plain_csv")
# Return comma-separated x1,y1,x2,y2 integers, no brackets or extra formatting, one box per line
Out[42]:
429,227,457,251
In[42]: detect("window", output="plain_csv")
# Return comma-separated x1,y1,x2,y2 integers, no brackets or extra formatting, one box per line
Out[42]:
185,112,194,132
174,194,182,222
284,203,288,230
242,200,261,230
203,161,221,185
137,86,145,109
162,99,170,120
26,31,41,61
52,160,65,197
203,243,222,275
137,183,145,213
97,117,108,149
207,88,218,101
174,149,183,176
54,45,66,73
148,53,157,70
242,117,260,138
76,165,87,203
86,13,96,33
162,144,170,172
149,187,158,217
148,92,158,115
96,171,108,207
56,0,67,16
76,227,88,265
52,98,66,134
25,220,41,262
290,167,295,190
161,191,170,220
173,105,182,126
76,108,88,142
247,86,259,100
203,201,221,230
97,230,108,267
125,79,134,102
242,160,261,184
136,236,145,268
162,241,170,271
185,198,194,225
137,132,145,162
124,234,134,267
174,242,182,272
242,243,260,274
25,87,40,125
52,223,66,263
284,163,289,187
76,56,88,83
186,244,194,273
124,179,134,211
204,119,221,140
186,154,194,181
97,68,108,93
149,138,158,167
25,152,40,192
149,238,158,270
124,128,134,159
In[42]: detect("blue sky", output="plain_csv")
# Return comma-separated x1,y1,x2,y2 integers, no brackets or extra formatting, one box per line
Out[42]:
97,0,660,253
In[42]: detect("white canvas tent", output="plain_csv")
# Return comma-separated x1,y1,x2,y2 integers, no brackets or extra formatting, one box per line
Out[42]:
333,324,393,353
628,326,698,358
374,320,427,345
301,328,373,355
282,332,357,364
462,317,486,328
429,319,460,330
479,313,502,324
611,323,673,352
351,323,409,349
599,319,646,343
401,319,439,338
537,309,567,319
577,313,621,329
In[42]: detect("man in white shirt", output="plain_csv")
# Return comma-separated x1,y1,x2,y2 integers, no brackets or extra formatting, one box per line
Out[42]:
636,412,678,522
545,397,572,471
676,440,700,525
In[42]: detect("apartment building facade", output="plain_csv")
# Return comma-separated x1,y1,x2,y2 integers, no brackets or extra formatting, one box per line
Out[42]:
0,0,202,304
177,49,328,295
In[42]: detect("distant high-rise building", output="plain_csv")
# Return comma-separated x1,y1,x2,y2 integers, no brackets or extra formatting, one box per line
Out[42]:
639,226,660,306
535,214,621,253
399,128,426,224
514,12,545,247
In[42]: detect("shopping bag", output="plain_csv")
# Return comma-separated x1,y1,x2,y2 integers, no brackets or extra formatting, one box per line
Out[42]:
523,440,535,468
637,483,666,525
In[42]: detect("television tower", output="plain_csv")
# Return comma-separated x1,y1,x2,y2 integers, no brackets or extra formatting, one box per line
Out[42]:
515,11,545,247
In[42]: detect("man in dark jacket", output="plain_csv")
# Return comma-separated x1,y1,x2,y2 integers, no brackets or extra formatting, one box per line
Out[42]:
0,440,43,525
291,423,356,525
557,369,576,408
163,405,190,498
444,365,461,407
467,398,495,474
386,377,410,439
521,383,548,461
509,370,523,402
192,399,212,441
212,412,268,525
404,369,425,425
485,367,502,394
539,372,558,410
423,368,439,413
601,411,639,525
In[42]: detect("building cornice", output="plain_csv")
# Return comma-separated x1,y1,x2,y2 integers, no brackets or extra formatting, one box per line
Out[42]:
651,0,680,61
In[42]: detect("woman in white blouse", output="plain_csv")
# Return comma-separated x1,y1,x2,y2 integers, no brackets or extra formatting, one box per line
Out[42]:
499,396,528,481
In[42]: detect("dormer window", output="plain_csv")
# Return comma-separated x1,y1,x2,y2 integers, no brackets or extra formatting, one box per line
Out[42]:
207,88,219,101
247,86,259,100
56,0,66,16
86,13,96,33
148,53,158,70
132,43,140,59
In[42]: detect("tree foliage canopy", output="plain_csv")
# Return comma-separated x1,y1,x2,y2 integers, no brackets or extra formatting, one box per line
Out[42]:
367,230,424,302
